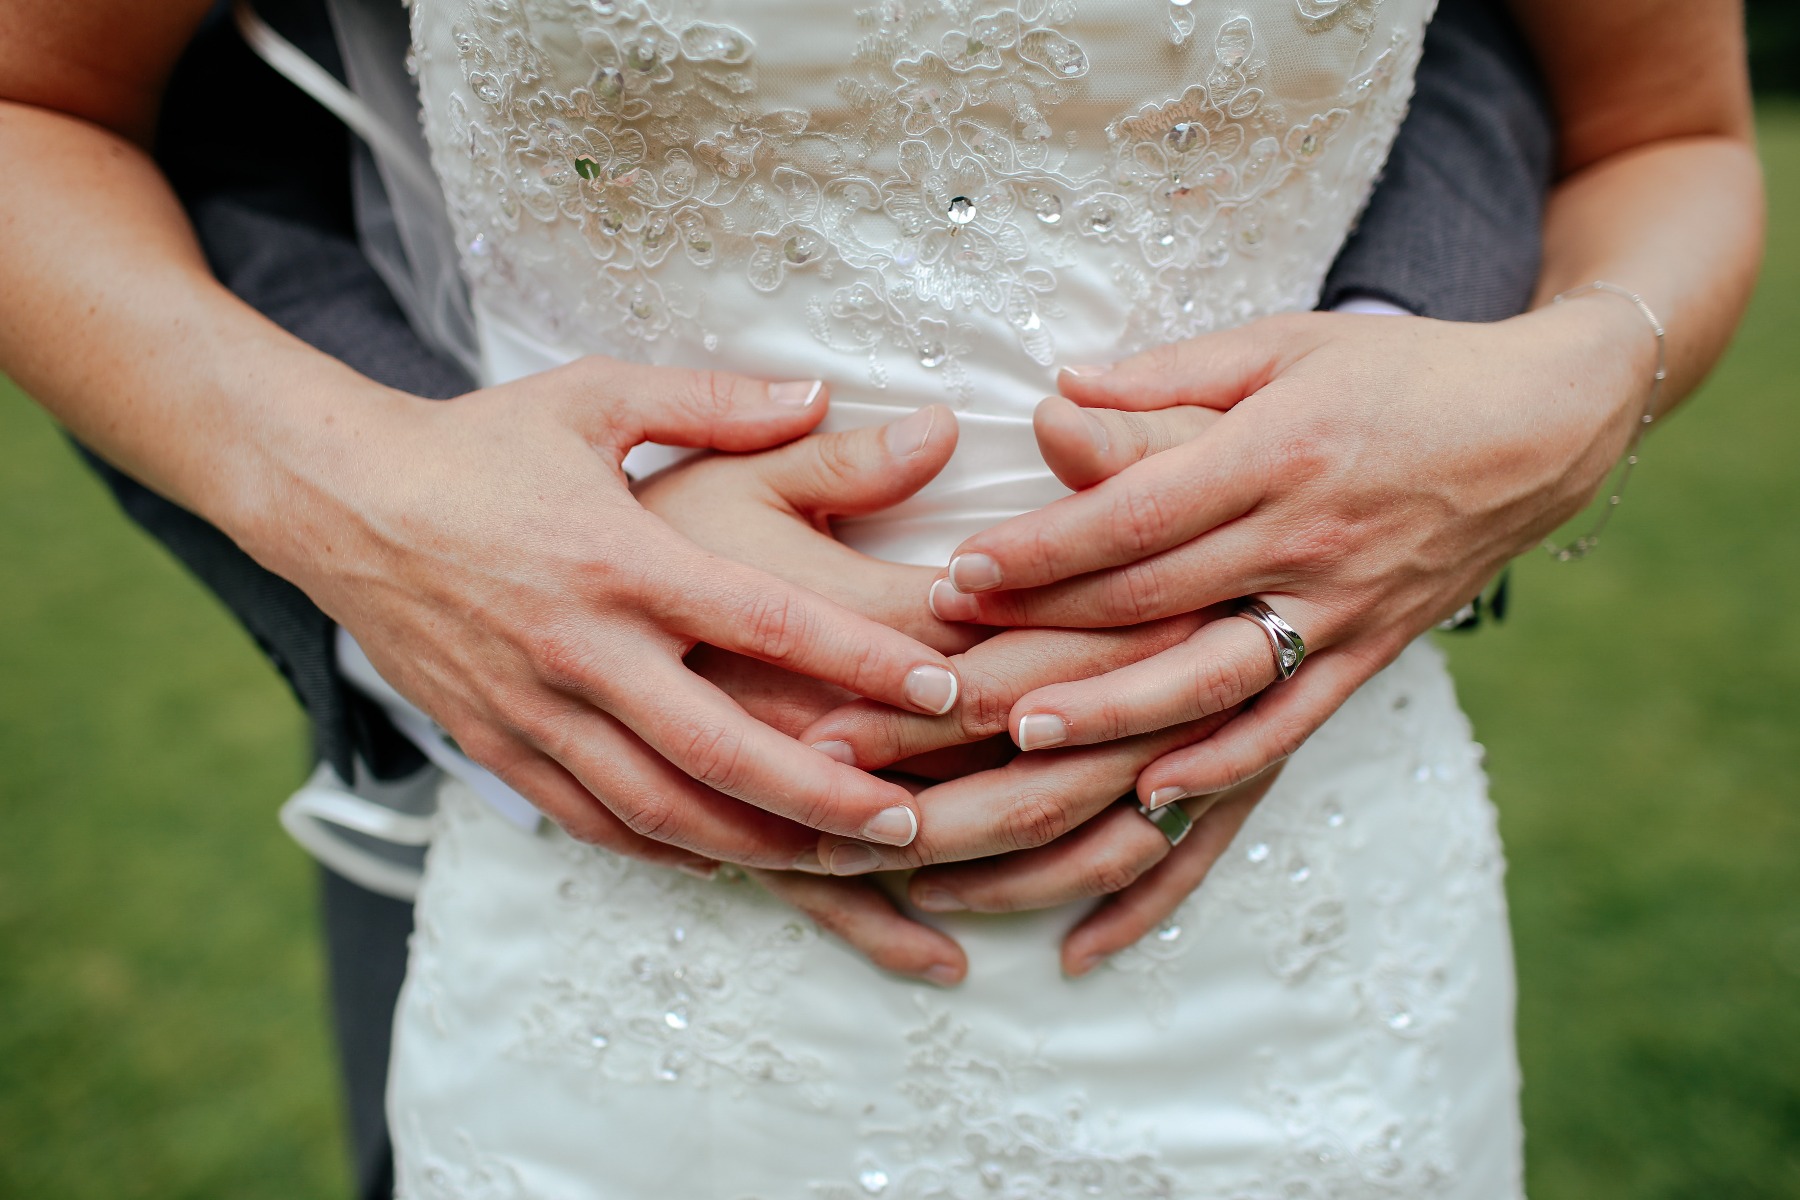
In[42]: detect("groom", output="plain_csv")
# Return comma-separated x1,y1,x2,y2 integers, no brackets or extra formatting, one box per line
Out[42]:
98,1,1554,1195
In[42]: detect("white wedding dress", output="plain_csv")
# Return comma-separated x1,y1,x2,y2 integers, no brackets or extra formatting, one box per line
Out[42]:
386,1,1525,1195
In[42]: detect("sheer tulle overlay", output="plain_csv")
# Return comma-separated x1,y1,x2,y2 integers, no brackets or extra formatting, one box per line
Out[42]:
388,1,1524,1194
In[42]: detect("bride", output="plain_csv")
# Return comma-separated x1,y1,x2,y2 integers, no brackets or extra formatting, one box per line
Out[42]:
0,0,1761,1195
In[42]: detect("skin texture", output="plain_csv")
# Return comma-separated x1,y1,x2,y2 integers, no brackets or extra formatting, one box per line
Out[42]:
783,0,1762,975
0,1,1765,982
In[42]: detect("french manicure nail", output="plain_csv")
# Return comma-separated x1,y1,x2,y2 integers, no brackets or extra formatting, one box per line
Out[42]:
914,887,968,913
928,578,979,622
1061,364,1111,380
829,843,884,876
677,861,719,881
1068,953,1102,978
1016,713,1069,752
1148,786,1192,810
947,552,1003,593
811,739,857,766
792,850,832,875
904,664,960,715
923,964,962,986
860,805,919,847
883,406,936,457
769,379,824,408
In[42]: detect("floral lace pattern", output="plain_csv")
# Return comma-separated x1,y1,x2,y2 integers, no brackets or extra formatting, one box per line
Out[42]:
512,844,831,1099
803,1001,1177,1200
412,0,1427,397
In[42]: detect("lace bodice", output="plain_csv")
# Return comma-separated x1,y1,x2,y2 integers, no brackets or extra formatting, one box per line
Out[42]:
410,0,1431,410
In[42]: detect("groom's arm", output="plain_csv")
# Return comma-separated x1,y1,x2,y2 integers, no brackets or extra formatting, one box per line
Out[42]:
1322,0,1555,321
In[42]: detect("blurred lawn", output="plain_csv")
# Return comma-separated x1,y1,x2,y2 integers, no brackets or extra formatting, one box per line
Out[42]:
2,108,1798,1199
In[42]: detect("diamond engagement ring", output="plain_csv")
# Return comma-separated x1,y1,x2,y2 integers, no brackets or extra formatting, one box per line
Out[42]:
1236,599,1307,681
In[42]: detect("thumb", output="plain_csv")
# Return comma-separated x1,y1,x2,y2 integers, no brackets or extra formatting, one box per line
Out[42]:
1055,312,1327,413
757,404,959,520
1034,396,1221,490
554,356,833,454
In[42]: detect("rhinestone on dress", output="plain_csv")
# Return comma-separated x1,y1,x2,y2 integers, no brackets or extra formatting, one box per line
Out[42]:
946,195,976,225
1246,841,1271,864
917,342,947,369
1166,121,1201,152
858,1166,891,1195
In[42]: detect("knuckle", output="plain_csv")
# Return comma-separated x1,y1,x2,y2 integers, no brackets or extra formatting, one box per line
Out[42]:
812,431,864,484
1112,485,1172,557
735,589,809,664
1081,853,1146,898
613,791,680,841
1002,788,1072,850
527,628,604,696
681,368,743,420
678,723,750,795
956,663,1015,739
1189,654,1257,718
1104,559,1168,623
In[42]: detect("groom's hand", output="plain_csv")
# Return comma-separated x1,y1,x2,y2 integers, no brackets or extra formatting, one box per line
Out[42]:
250,359,968,872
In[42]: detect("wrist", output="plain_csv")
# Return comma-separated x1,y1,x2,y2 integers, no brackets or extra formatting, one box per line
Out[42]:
206,355,423,581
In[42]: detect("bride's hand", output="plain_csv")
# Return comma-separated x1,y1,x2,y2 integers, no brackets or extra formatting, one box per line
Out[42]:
923,305,1655,804
254,360,969,871
635,413,1232,982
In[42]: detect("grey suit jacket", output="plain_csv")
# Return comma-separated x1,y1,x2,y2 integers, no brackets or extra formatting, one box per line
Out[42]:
88,0,1553,785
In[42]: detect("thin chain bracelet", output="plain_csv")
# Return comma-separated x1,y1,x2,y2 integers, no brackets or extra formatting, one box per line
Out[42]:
1543,281,1667,562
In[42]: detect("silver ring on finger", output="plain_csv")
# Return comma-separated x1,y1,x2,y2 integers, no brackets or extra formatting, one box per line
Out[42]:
1235,598,1307,681
1128,794,1194,847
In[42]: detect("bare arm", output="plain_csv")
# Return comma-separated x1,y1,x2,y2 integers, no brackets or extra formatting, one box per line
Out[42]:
0,1,967,862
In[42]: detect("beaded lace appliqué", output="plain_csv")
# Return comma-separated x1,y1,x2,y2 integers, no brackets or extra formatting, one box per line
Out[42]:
416,0,1422,396
512,846,829,1097
806,1000,1178,1200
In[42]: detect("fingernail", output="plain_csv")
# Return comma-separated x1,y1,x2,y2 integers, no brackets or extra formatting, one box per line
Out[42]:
883,406,936,457
829,843,884,876
1061,364,1111,380
1148,786,1192,810
860,805,919,847
811,739,857,766
914,887,968,913
927,578,979,622
947,552,1003,593
1016,713,1068,752
792,850,832,875
1080,409,1110,453
1068,953,1102,978
904,664,959,715
923,964,962,986
769,380,824,408
677,861,719,881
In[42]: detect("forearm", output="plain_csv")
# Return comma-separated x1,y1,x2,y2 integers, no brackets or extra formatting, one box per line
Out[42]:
1533,134,1764,413
0,101,395,549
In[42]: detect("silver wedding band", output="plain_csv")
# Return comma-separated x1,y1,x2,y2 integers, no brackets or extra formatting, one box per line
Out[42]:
1133,798,1194,847
1236,598,1307,681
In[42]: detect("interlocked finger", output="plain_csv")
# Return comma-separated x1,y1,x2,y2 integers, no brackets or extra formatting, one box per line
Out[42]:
749,870,967,984
1034,396,1222,491
924,517,1294,629
1062,781,1270,976
799,619,1202,771
1007,599,1323,753
528,700,829,869
813,716,1229,876
1134,648,1377,804
655,551,962,716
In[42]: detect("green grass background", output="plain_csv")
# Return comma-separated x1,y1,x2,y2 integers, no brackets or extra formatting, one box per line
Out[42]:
3,108,1798,1199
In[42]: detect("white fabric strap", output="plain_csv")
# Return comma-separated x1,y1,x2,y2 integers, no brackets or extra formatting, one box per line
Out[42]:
230,0,439,201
